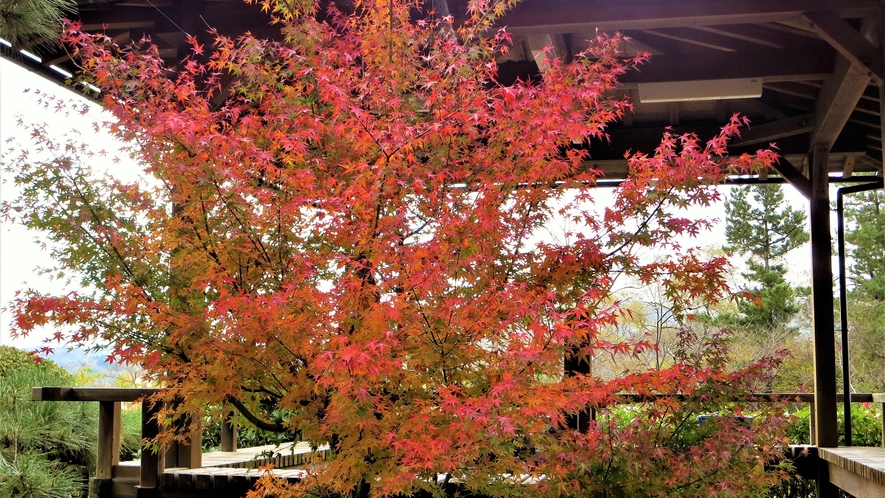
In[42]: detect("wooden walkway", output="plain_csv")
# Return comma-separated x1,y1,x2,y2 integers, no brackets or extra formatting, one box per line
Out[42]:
819,447,885,498
106,442,329,498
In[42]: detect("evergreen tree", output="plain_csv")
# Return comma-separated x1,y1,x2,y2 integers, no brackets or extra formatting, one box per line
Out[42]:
844,190,885,300
725,185,808,271
0,346,96,498
723,185,808,329
842,190,885,392
0,0,75,48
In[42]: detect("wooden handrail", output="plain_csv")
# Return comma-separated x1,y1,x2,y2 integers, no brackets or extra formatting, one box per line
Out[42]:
32,387,162,402
31,386,885,492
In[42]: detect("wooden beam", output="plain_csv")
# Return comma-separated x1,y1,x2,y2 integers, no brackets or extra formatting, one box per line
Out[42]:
811,17,877,150
813,56,873,150
800,11,883,84
639,29,736,52
33,387,162,402
617,47,833,84
525,34,559,73
827,464,885,497
763,21,823,39
843,155,856,178
691,25,784,48
498,0,878,35
772,158,812,199
763,82,818,100
736,113,816,146
80,21,155,31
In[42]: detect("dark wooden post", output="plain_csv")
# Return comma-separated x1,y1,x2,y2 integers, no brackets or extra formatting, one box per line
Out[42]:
874,394,885,448
810,144,838,448
221,415,238,453
138,399,162,495
808,400,816,445
810,144,839,498
178,416,203,469
163,403,203,469
564,345,592,433
96,401,121,479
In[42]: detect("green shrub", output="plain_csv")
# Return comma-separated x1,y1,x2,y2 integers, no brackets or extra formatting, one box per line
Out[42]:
119,408,142,461
786,404,881,446
0,346,97,498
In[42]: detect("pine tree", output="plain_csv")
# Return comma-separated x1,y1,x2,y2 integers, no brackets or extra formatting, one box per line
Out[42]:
844,190,885,300
723,185,808,329
0,347,96,498
842,190,885,392
725,185,808,271
0,0,76,48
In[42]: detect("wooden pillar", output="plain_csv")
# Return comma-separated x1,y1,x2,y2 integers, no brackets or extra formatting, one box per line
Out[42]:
810,144,838,448
138,399,162,492
177,417,202,469
810,144,839,498
875,394,885,448
809,400,816,445
96,401,121,479
564,345,592,433
221,416,238,452
163,405,203,469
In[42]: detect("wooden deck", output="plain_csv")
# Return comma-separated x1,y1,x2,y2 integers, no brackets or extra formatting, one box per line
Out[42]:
819,447,885,498
100,441,330,498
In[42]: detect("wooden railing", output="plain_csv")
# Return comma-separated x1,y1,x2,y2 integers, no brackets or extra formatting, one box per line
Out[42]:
32,387,238,495
31,387,885,497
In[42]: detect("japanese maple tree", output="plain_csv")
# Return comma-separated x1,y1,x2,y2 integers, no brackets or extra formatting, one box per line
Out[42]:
2,0,792,496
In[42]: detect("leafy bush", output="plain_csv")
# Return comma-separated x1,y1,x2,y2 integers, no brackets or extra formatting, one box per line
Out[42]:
119,408,143,461
0,346,96,498
786,404,881,446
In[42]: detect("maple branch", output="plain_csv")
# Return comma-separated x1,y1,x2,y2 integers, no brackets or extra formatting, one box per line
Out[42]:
604,191,671,260
43,161,156,304
209,177,274,266
225,395,287,433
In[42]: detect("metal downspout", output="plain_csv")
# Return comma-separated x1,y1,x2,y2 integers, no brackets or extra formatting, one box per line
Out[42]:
835,178,883,446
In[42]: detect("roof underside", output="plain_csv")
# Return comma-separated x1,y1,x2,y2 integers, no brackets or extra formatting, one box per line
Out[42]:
2,0,883,184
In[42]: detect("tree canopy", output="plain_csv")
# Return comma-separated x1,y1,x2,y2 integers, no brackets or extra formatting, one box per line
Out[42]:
2,1,790,496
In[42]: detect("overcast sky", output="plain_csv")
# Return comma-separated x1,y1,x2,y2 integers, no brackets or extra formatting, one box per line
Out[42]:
0,58,129,349
0,56,814,353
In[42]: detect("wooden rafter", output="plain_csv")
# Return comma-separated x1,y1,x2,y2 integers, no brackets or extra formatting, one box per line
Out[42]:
638,29,736,52
498,0,878,35
812,50,874,149
799,11,883,84
736,112,816,146
617,47,833,83
690,25,784,49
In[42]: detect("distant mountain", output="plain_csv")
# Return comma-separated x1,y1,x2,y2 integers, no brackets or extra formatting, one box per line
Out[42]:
47,347,112,376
